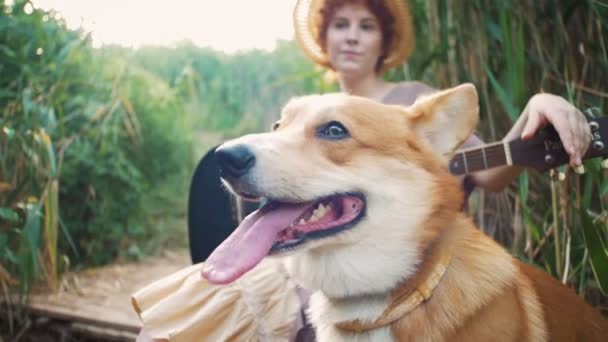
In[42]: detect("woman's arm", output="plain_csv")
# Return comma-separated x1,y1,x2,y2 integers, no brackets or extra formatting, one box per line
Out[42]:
470,93,592,192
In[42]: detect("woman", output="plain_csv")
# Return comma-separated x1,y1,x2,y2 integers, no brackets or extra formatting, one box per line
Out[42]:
135,1,591,340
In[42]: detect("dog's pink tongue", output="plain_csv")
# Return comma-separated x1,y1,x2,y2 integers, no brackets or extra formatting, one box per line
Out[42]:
202,202,310,284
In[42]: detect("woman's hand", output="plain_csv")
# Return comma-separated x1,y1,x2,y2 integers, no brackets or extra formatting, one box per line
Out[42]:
517,93,592,167
473,93,591,192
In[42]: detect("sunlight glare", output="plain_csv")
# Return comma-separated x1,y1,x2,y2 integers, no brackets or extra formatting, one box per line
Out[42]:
32,0,297,53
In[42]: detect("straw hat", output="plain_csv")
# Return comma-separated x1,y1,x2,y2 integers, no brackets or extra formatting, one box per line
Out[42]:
293,0,414,74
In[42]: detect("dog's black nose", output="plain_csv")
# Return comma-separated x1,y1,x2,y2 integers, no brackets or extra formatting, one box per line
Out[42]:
215,144,255,178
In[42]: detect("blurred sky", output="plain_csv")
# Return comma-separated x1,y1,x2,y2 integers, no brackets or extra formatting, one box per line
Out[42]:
31,0,298,53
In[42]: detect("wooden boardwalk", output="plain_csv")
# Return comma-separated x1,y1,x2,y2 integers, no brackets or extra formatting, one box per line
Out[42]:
23,250,190,341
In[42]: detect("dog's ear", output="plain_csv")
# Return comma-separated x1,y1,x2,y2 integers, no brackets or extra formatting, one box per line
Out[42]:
405,83,479,159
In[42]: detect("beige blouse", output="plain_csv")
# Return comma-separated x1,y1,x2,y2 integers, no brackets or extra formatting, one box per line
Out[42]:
131,259,301,341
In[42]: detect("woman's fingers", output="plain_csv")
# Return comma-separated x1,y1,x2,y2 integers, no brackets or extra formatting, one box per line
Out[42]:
548,110,578,165
554,107,591,166
520,108,544,141
573,111,592,161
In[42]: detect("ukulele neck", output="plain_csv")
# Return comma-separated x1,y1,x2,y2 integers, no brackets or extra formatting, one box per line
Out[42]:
449,142,512,175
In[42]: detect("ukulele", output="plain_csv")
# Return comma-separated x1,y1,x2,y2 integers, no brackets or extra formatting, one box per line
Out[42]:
449,117,608,175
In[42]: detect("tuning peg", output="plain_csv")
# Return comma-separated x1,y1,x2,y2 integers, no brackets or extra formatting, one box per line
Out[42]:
584,107,601,119
602,159,608,169
574,165,585,175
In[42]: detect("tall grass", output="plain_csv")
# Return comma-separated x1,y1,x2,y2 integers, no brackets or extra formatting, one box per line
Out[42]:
0,0,195,304
130,40,334,137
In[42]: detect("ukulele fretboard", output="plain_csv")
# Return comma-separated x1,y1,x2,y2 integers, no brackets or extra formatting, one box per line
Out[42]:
449,142,510,175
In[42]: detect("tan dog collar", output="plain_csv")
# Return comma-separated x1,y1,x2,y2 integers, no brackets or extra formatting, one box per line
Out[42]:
335,251,452,333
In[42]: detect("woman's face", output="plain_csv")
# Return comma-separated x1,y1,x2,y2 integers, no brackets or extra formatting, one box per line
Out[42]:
325,2,383,77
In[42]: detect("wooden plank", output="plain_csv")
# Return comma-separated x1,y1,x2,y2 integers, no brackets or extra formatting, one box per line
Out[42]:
26,296,141,333
8,250,190,336
70,322,138,341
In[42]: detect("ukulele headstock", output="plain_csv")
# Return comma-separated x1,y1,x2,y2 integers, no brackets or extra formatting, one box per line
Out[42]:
509,116,608,173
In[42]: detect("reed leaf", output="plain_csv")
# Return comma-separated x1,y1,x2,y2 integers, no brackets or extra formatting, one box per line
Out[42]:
42,179,58,289
580,209,608,294
482,63,519,121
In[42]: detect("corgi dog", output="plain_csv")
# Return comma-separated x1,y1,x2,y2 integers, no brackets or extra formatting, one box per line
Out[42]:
203,84,607,341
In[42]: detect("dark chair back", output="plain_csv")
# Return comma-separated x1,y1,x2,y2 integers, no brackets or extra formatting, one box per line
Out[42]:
187,145,258,263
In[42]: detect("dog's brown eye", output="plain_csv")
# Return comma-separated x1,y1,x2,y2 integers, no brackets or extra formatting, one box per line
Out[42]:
272,122,280,131
317,121,349,140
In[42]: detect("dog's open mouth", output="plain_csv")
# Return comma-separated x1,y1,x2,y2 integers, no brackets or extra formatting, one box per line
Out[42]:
202,193,366,284
270,193,365,252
